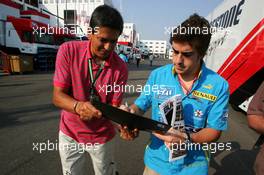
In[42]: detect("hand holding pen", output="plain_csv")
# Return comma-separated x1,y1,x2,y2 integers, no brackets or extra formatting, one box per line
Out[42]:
118,101,139,140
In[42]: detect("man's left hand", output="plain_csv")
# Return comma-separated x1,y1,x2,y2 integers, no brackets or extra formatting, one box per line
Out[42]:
153,127,187,148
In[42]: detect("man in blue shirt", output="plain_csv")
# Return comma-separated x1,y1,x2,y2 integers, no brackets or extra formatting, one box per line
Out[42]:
119,50,128,63
123,14,229,174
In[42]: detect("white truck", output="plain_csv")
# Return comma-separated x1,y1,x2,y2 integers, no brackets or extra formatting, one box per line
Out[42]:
0,0,59,54
205,0,264,112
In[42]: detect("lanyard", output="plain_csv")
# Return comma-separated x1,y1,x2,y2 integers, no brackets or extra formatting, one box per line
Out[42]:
88,59,105,94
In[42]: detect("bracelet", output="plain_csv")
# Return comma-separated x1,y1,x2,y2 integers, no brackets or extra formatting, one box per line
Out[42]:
73,101,79,113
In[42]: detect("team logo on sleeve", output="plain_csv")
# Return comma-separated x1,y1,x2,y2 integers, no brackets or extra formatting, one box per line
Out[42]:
192,90,217,102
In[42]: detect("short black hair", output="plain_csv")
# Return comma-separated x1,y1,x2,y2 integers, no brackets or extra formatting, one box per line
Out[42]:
90,5,124,34
170,13,211,57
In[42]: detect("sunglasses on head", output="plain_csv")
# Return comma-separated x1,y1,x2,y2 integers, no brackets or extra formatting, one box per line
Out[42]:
172,48,194,58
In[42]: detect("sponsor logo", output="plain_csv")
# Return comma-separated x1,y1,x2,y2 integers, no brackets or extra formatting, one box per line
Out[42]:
221,111,229,121
203,84,213,90
194,110,203,118
192,90,217,102
155,86,175,99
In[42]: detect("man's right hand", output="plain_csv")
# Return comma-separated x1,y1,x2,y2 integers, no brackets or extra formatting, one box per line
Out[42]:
75,101,102,121
119,104,135,113
118,104,139,140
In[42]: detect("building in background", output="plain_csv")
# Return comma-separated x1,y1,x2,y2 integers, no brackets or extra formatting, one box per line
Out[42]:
168,48,173,59
139,40,167,58
118,23,137,47
39,0,112,36
117,23,139,55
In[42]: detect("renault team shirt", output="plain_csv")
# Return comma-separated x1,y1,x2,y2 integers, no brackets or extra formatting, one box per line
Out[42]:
135,63,229,175
53,41,128,145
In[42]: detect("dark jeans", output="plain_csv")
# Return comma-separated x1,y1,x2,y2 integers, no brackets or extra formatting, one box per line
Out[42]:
136,59,140,67
255,144,264,175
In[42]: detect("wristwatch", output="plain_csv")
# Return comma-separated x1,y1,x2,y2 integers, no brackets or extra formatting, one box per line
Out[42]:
185,132,192,142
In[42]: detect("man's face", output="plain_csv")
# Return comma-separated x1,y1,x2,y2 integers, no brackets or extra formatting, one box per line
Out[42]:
89,27,120,60
172,41,202,76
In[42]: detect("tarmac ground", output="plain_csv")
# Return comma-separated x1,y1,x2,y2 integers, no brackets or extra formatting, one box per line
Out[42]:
0,58,259,175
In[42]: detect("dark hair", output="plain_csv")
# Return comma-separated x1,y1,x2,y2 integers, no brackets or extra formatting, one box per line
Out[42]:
170,13,211,57
90,5,123,34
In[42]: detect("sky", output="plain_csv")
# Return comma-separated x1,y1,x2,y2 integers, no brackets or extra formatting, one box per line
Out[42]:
112,0,224,41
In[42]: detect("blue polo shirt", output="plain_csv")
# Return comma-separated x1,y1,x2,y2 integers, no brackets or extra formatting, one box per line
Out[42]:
119,53,128,63
135,63,229,175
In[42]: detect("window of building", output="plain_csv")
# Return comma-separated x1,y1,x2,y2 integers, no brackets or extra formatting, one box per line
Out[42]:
50,0,54,3
25,0,38,6
150,42,153,44
44,0,48,3
149,46,153,48
39,0,43,4
22,31,32,43
79,0,82,2
34,33,54,45
64,10,77,24
96,0,100,2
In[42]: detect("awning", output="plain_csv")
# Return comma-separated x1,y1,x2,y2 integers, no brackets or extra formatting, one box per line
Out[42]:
21,10,50,19
118,41,133,47
7,16,47,31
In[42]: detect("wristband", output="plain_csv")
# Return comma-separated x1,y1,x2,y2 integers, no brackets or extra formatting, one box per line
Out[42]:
186,132,192,142
73,101,79,113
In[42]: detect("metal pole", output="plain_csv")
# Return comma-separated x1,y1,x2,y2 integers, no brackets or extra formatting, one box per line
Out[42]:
56,0,59,27
65,0,68,25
